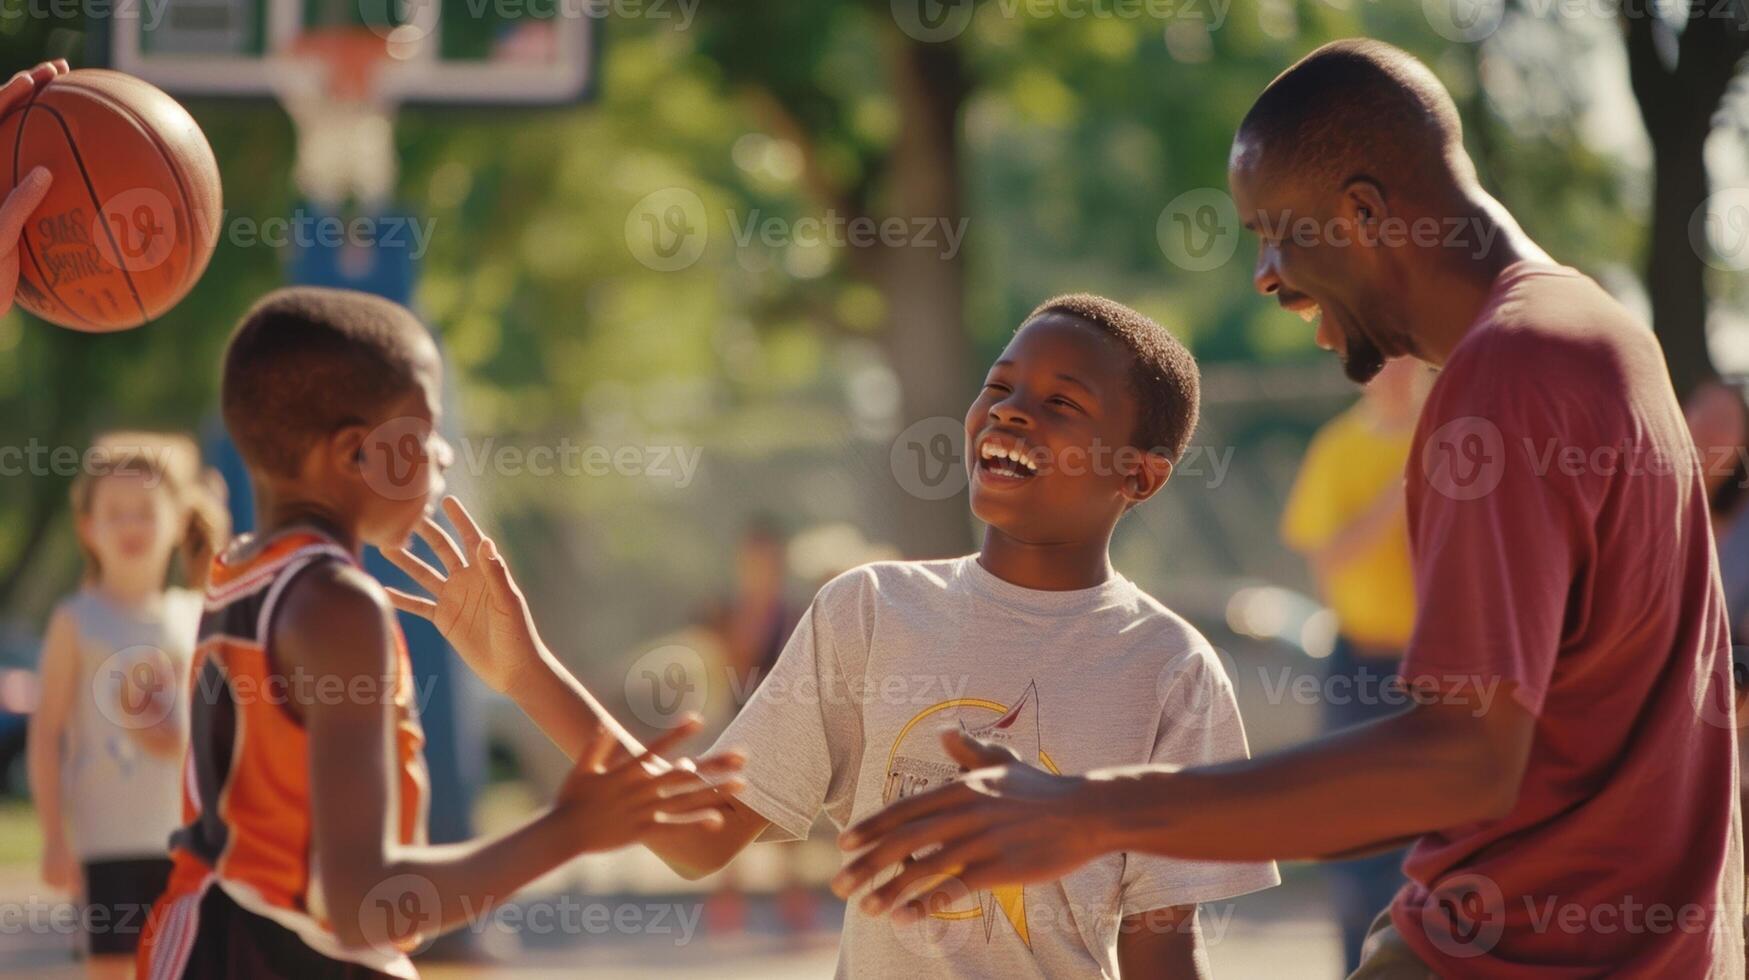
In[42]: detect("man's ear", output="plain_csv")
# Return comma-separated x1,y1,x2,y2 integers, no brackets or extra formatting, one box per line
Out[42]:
1121,449,1173,507
1343,178,1388,246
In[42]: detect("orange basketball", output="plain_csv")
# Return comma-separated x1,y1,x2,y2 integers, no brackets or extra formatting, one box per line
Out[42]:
0,69,221,332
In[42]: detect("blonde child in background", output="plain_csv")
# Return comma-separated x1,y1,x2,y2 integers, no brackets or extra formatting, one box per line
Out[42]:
28,433,228,978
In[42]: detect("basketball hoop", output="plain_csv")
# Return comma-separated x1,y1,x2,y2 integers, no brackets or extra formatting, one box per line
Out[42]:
273,27,418,210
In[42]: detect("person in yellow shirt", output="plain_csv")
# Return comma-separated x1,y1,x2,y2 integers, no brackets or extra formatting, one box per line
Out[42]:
1280,354,1426,975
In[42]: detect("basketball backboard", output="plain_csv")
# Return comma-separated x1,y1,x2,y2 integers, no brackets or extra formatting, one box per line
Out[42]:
98,0,595,107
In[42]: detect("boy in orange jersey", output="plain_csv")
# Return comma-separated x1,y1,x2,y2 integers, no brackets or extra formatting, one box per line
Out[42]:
137,287,742,979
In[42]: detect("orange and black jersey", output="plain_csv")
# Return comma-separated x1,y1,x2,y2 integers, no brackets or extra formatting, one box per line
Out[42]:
140,528,429,980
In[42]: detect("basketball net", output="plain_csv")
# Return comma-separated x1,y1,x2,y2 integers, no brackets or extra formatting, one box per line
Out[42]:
274,28,414,210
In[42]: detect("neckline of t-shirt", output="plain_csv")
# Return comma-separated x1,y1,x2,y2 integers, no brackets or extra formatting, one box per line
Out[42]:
954,554,1137,616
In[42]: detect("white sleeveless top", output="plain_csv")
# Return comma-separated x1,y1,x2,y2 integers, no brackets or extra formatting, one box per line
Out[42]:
58,587,202,861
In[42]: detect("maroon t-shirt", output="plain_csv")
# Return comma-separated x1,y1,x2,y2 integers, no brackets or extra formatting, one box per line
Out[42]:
1391,263,1744,977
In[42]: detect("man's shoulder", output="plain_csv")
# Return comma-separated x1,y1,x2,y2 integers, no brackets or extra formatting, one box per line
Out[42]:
1448,267,1646,384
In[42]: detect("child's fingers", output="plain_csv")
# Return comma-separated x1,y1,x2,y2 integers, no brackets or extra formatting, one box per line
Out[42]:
419,516,467,572
477,538,522,602
633,767,717,801
688,752,746,778
442,496,486,555
582,721,615,771
655,808,726,831
631,755,741,800
384,587,438,620
625,715,705,769
647,781,746,823
383,547,445,594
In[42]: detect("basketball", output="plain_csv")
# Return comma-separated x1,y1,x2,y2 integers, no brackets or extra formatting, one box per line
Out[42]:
0,69,220,332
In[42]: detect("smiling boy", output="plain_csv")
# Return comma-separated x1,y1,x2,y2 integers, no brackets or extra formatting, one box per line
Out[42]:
392,293,1277,978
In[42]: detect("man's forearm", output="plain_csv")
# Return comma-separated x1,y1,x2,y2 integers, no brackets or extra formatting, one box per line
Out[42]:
1096,704,1523,863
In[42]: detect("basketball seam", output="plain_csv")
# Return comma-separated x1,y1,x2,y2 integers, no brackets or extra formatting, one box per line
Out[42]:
63,76,212,319
30,100,150,325
7,86,103,331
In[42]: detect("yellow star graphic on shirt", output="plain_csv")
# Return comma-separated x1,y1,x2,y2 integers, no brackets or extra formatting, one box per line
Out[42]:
882,683,1055,950
981,883,1031,946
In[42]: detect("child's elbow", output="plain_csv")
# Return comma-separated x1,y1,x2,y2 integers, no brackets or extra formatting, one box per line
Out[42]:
662,853,725,882
325,906,372,953
320,881,402,953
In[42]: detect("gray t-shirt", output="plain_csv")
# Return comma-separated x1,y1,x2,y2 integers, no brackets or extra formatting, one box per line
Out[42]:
712,557,1279,979
60,586,201,860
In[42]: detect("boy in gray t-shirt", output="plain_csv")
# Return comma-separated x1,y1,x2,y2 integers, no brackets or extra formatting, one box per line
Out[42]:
392,293,1278,977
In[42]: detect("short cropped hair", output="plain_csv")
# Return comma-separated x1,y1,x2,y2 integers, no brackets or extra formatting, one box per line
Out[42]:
1026,294,1200,463
222,287,433,477
1237,39,1464,191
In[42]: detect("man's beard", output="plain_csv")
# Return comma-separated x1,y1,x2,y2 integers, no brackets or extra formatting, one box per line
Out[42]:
1342,329,1386,385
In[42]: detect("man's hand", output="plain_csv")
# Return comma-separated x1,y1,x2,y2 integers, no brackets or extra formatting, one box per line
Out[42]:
385,496,541,692
0,61,64,317
831,729,1115,919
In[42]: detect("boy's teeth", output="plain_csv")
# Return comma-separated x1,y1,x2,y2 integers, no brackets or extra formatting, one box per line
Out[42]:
980,441,1037,473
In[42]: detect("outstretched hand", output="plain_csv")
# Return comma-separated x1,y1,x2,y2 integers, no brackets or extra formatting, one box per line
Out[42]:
830,728,1114,920
557,715,746,854
384,496,540,693
0,61,65,318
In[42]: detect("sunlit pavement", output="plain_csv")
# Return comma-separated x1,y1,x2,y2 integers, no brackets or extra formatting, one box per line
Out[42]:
0,863,1344,979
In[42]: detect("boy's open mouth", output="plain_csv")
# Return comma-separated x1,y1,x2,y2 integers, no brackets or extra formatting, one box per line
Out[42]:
976,437,1040,483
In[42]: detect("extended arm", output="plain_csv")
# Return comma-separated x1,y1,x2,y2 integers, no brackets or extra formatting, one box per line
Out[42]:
27,608,79,891
382,497,771,881
282,563,739,953
1117,905,1208,979
835,688,1533,915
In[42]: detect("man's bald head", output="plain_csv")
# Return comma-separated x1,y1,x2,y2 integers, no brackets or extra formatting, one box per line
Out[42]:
1235,39,1468,200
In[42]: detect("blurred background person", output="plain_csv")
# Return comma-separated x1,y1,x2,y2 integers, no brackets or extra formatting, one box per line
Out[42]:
1682,378,1749,920
720,516,797,707
1686,379,1749,644
27,433,226,979
1279,356,1426,975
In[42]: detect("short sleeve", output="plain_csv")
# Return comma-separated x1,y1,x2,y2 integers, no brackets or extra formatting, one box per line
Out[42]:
1119,650,1281,915
709,583,867,841
1281,421,1347,553
1402,354,1594,717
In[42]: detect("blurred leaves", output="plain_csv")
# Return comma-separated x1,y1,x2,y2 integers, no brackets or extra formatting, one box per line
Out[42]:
0,1,1735,645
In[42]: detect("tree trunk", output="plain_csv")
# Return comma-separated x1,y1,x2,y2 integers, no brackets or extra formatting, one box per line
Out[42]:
1648,122,1717,400
875,28,977,558
1620,0,1748,400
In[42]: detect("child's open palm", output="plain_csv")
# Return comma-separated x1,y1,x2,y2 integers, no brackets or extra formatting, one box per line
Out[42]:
385,496,540,693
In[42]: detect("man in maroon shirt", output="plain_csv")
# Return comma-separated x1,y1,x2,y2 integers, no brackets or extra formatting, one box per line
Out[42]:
830,39,1744,978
